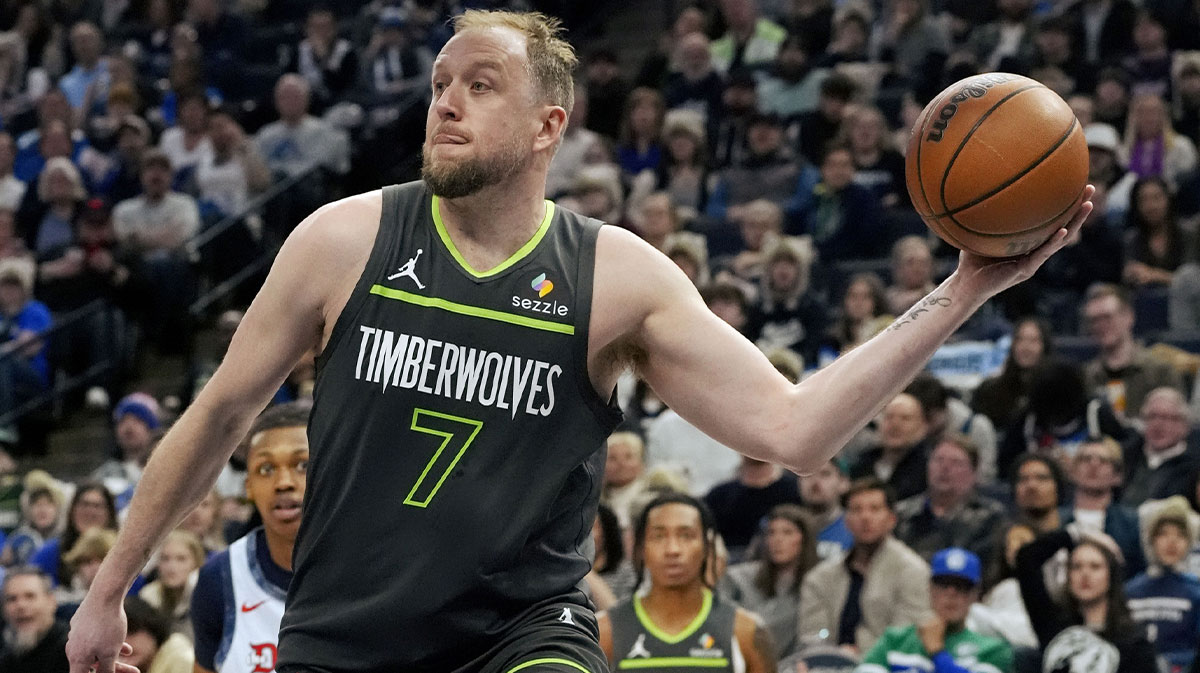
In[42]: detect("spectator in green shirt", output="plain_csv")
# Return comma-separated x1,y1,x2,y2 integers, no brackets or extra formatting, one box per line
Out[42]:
857,547,1013,673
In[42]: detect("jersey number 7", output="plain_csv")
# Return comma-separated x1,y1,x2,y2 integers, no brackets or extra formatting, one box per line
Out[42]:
403,408,484,508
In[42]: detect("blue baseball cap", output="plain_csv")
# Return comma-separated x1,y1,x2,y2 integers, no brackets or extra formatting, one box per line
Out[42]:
931,548,981,585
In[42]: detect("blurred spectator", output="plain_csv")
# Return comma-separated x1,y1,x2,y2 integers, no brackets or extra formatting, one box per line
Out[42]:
185,0,247,88
59,22,107,119
0,486,61,567
592,503,636,604
781,0,833,55
868,0,949,93
797,72,856,165
857,548,1013,673
893,435,1008,565
796,145,880,260
972,318,1052,435
710,70,758,168
1030,16,1091,96
561,165,623,224
1065,0,1138,66
709,111,818,225
0,567,69,672
583,48,628,141
57,526,116,610
127,0,179,81
704,454,802,561
799,478,932,653
1126,496,1200,672
1082,283,1184,420
1170,260,1200,332
1122,387,1199,505
13,92,79,184
710,0,786,73
757,34,827,118
1123,10,1173,98
122,595,194,673
718,198,781,283
0,208,26,260
822,272,892,361
281,5,360,112
1013,453,1069,534
92,392,159,508
1123,176,1187,287
998,358,1128,477
1122,92,1198,185
1086,122,1137,222
139,529,203,639
726,504,818,657
113,150,199,256
662,32,723,125
546,84,600,199
906,374,999,485
601,431,649,530
615,87,665,178
0,256,50,420
0,3,59,107
817,7,871,68
254,74,351,179
628,115,709,219
1174,57,1200,147
962,0,1037,74
850,392,934,502
634,5,707,89
364,7,433,100
747,237,825,362
158,91,212,185
886,235,935,315
1094,67,1132,133
197,107,271,220
664,233,710,286
800,459,852,560
840,104,907,210
97,115,151,204
1016,524,1158,673
1061,436,1146,575
1070,92,1096,126
153,52,223,131
17,154,86,256
178,489,225,555
967,521,1041,655
0,132,27,211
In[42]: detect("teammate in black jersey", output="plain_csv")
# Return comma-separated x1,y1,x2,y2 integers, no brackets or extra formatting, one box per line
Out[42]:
68,9,1094,673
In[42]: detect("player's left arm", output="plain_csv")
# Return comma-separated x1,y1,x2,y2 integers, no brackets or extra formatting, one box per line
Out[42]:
734,609,777,673
595,189,1093,475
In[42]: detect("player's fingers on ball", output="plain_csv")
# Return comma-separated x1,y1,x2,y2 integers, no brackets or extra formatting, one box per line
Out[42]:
114,662,141,673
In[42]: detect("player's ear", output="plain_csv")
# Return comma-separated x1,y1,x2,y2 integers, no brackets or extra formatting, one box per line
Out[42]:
533,105,567,153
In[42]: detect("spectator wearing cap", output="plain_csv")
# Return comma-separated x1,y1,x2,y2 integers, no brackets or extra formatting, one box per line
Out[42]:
893,434,1009,567
706,111,819,227
1122,92,1198,187
1126,496,1200,672
757,34,828,119
797,73,856,165
746,236,826,364
0,132,27,212
254,74,351,183
662,32,724,126
1060,436,1147,576
1122,388,1200,506
796,144,882,260
799,478,932,654
710,0,786,73
1,484,63,566
799,458,853,561
365,6,433,101
0,256,51,428
92,392,161,509
1085,122,1137,224
856,548,1013,673
280,6,360,113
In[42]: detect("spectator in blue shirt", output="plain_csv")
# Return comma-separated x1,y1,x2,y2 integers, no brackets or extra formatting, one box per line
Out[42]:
0,256,51,418
58,22,108,120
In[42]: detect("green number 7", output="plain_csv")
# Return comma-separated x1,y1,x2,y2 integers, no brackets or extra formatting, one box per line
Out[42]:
403,408,484,508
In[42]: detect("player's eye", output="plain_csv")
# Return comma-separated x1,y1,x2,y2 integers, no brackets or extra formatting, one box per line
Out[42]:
471,81,489,92
255,463,274,476
433,81,446,93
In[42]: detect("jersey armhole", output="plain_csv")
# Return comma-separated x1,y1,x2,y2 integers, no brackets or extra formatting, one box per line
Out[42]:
570,218,624,430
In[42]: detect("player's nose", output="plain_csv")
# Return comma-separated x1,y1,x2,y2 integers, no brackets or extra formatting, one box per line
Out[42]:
435,85,462,120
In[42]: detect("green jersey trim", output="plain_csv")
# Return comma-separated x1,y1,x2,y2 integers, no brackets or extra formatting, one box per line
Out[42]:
432,195,556,278
633,589,714,645
368,285,575,335
618,657,731,669
506,657,592,673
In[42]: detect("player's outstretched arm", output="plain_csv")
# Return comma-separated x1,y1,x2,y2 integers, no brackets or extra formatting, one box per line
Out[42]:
67,194,379,673
598,187,1093,476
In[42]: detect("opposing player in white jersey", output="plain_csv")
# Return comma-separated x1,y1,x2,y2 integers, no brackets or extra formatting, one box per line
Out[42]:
190,402,309,673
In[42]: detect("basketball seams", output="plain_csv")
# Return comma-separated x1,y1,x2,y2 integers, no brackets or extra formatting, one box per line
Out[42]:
913,85,950,219
934,116,1081,221
937,84,1043,214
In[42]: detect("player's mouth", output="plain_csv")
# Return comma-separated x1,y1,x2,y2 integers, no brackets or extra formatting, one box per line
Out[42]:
271,496,303,523
433,133,468,145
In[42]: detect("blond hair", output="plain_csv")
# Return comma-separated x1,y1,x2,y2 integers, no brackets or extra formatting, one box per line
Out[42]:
162,529,206,570
452,10,577,114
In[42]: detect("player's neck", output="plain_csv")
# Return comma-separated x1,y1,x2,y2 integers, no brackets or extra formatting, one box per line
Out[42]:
642,583,707,628
437,176,549,267
264,529,295,571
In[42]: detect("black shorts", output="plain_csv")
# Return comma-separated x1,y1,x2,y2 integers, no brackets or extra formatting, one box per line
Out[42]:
277,598,607,673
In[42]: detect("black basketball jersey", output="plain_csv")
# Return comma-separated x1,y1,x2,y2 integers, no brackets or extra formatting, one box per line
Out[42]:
278,182,622,672
609,589,741,672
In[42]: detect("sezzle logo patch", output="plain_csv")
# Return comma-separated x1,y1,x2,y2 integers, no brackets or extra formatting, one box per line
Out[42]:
513,272,569,317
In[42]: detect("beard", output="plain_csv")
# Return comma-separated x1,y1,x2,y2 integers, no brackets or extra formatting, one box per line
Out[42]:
421,133,526,199
4,623,49,655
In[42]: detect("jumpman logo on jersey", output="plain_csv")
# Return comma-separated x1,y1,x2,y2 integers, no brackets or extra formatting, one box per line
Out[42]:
388,249,425,289
558,607,575,625
627,634,651,659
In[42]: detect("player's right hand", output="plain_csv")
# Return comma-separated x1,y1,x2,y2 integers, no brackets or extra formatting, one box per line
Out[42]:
66,593,138,673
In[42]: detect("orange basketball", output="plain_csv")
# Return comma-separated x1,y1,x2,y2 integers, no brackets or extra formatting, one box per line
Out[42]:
905,73,1089,258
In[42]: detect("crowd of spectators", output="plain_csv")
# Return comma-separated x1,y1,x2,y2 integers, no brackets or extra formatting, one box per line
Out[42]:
0,0,1199,671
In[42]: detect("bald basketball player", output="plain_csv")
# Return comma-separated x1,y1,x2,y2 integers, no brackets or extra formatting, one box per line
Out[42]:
67,10,1094,673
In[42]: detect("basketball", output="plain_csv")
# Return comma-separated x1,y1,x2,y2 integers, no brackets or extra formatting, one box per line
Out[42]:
905,73,1089,258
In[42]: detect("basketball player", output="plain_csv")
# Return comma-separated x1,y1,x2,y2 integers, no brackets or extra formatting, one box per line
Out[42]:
190,402,309,673
67,10,1095,673
599,493,776,672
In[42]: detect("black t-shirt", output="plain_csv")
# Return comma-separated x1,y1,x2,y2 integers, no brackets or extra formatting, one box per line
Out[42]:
704,472,802,553
0,620,69,672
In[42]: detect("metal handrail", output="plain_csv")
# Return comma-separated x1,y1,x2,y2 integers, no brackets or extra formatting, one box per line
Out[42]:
186,164,321,252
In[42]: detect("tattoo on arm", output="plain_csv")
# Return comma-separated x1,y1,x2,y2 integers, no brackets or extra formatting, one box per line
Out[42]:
752,623,778,673
886,296,953,332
